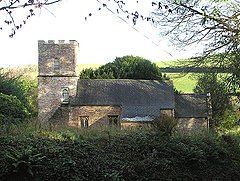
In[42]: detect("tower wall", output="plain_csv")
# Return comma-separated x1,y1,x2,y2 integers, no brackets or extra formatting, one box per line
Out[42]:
38,40,79,123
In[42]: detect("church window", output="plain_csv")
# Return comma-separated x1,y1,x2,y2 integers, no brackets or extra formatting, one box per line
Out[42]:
61,87,69,104
79,116,89,128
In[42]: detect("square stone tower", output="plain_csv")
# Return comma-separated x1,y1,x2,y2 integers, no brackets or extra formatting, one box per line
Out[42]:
38,40,79,123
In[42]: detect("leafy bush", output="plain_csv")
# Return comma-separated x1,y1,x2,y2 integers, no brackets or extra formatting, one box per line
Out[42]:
0,93,29,124
4,146,45,181
79,55,162,80
0,69,37,117
151,115,178,137
20,78,38,116
1,125,240,180
218,109,240,131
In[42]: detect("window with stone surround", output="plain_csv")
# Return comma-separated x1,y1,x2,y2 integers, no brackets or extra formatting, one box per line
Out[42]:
61,87,69,104
79,116,89,128
108,115,120,126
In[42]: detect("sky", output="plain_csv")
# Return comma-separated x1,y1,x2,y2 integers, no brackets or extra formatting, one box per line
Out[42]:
0,0,198,67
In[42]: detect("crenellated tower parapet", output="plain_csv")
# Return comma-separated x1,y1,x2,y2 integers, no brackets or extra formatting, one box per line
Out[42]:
38,40,79,45
38,40,79,77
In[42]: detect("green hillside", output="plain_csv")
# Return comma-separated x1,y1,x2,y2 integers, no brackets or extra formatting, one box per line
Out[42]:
156,60,181,68
166,73,198,93
156,60,198,93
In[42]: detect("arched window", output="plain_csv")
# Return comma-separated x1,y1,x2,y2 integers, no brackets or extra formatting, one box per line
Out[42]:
61,87,69,104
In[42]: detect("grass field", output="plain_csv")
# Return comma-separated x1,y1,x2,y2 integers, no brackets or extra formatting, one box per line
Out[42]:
156,60,198,93
166,73,198,93
156,60,181,68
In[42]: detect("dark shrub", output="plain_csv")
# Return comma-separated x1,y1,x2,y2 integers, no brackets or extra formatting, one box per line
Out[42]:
0,93,29,123
151,115,178,136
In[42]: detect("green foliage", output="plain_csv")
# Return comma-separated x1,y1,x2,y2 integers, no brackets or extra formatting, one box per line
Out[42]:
151,115,178,137
0,93,29,124
104,170,123,181
20,78,38,116
39,130,77,142
194,73,230,123
4,146,45,181
1,125,240,180
80,55,162,80
0,70,28,107
0,69,37,121
218,109,240,131
79,68,96,79
153,0,239,89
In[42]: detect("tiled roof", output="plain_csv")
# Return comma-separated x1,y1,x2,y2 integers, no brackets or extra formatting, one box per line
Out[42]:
71,79,175,117
175,94,209,118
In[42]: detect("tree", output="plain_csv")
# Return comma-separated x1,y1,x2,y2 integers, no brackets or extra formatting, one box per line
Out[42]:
88,0,239,88
0,0,62,37
194,73,230,125
150,0,240,89
79,55,163,80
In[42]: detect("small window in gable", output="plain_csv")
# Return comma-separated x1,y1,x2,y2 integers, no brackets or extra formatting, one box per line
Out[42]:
108,115,120,126
79,116,89,128
61,87,69,104
53,58,60,71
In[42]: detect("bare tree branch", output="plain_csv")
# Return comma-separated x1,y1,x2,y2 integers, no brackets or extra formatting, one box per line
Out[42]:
0,0,62,37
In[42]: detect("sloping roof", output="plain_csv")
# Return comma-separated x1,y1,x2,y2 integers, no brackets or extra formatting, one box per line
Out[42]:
71,79,175,117
175,94,209,118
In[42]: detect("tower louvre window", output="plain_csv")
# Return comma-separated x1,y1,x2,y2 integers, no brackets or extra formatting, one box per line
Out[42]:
54,58,60,71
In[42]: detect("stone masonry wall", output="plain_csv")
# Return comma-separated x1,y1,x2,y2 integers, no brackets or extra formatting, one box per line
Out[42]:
49,106,70,125
38,40,78,76
121,118,208,130
38,40,78,123
177,118,209,131
121,121,151,129
69,106,122,128
38,77,77,122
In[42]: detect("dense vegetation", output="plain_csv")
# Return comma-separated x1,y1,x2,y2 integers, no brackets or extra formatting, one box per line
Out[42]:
194,74,231,121
0,93,29,123
0,69,37,124
79,56,163,81
1,124,240,180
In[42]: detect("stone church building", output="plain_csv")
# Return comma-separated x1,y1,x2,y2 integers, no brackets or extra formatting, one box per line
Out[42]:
38,40,211,130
